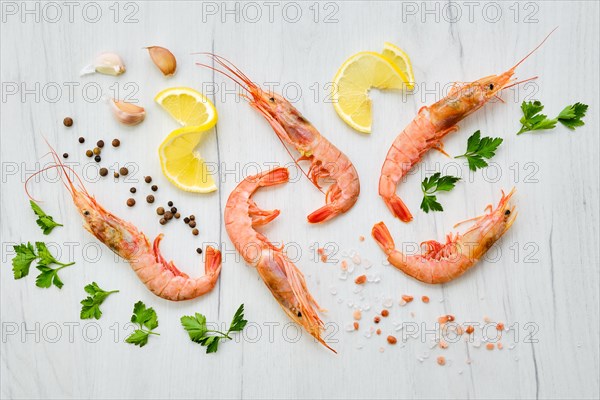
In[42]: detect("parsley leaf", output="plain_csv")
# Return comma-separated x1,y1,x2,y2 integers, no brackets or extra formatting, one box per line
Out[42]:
517,101,588,134
12,243,37,279
80,282,119,320
11,242,74,287
420,173,460,213
420,195,444,213
181,304,247,354
203,336,220,354
517,101,557,134
30,200,62,235
125,330,151,347
455,130,503,171
180,313,208,342
131,301,159,330
35,264,71,289
125,301,159,347
557,102,588,130
229,304,248,333
35,242,60,266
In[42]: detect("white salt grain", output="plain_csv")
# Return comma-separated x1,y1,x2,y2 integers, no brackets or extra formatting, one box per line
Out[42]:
383,297,393,308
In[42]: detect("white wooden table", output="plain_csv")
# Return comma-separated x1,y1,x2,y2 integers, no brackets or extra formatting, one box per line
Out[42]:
1,1,598,399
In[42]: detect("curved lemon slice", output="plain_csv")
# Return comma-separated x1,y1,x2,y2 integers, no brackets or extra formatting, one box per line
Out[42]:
158,126,217,193
155,87,218,129
381,42,415,90
332,51,409,133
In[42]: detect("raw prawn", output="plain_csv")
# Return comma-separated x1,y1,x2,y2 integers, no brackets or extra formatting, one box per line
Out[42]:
26,146,222,301
199,54,360,224
380,29,555,222
224,166,335,352
372,189,516,284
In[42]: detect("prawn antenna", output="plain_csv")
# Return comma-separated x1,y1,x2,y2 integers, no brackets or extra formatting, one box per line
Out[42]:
510,26,558,71
195,62,249,93
26,139,90,201
502,75,538,90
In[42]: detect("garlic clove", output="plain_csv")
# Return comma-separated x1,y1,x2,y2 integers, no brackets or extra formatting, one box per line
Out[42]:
80,52,126,77
111,99,145,126
145,46,177,76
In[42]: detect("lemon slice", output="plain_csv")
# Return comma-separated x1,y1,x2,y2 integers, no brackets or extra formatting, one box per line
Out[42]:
155,87,218,129
332,51,409,133
381,42,415,90
158,126,217,193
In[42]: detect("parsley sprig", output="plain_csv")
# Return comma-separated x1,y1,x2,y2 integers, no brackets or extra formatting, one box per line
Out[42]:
11,242,74,288
80,282,119,320
125,301,160,347
455,130,503,171
181,304,247,353
420,173,460,213
517,101,588,134
557,102,588,130
30,200,62,235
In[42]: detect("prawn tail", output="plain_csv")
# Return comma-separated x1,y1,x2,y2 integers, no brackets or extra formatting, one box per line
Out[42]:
372,222,396,255
256,166,289,187
307,204,338,224
203,246,222,279
384,195,413,223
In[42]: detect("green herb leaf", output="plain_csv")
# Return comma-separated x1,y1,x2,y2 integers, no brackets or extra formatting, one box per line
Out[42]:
517,100,557,134
126,301,159,347
12,243,37,279
420,195,444,213
180,313,208,343
30,200,62,235
180,304,246,354
455,130,504,171
125,330,150,347
557,102,588,130
80,282,119,320
131,301,159,330
35,242,60,266
35,264,69,289
420,173,460,213
229,304,248,333
435,175,461,192
205,336,220,353
522,100,544,119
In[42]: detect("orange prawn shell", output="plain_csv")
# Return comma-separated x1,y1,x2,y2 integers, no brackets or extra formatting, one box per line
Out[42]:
379,28,556,223
373,189,517,284
28,145,222,301
224,167,335,352
200,54,359,224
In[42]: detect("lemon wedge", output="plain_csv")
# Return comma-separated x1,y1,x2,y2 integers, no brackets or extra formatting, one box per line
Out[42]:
381,42,415,90
158,126,217,193
332,51,410,133
155,87,218,129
